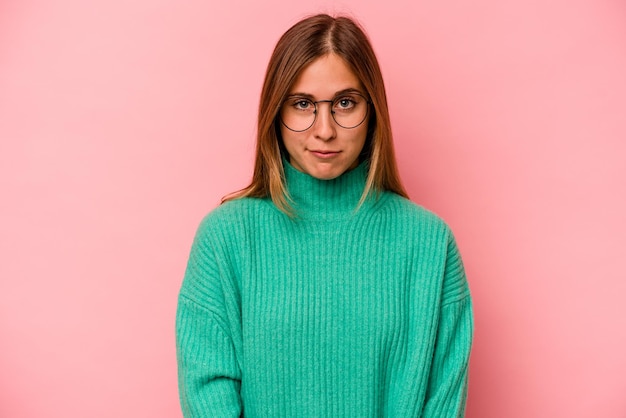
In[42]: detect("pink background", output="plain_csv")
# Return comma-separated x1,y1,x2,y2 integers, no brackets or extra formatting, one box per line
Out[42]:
1,0,625,417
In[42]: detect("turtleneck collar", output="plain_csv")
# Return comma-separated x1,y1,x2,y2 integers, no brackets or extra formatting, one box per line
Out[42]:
283,158,372,220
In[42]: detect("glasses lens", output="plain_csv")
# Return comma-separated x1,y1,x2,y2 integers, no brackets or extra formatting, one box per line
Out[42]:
280,98,316,132
331,93,368,129
280,93,369,132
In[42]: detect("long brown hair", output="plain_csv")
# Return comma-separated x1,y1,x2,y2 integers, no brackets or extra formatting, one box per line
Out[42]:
223,14,408,215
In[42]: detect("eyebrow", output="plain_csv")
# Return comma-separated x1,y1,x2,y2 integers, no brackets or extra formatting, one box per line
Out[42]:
286,88,365,100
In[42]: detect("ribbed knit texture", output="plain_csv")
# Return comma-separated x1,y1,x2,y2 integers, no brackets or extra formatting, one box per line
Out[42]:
176,161,473,417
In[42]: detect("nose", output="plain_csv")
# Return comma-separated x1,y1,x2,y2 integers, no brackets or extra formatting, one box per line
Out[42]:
313,102,336,141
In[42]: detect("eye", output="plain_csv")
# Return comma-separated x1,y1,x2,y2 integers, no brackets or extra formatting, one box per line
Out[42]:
291,99,314,111
334,96,357,111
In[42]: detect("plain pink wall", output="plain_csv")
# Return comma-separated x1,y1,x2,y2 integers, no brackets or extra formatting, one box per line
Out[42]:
1,1,625,417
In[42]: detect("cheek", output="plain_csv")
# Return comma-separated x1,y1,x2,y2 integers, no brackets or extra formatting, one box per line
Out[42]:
353,124,369,150
279,126,302,155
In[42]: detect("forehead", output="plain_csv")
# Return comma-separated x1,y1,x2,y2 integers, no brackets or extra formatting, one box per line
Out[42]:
289,53,362,98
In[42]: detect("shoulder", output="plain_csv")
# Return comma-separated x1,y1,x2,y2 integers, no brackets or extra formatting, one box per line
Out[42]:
193,197,270,245
199,196,271,227
380,192,453,239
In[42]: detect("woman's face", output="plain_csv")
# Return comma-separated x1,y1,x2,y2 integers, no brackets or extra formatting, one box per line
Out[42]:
279,53,368,180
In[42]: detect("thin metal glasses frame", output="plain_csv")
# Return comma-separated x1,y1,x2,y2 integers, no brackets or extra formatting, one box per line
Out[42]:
279,93,371,132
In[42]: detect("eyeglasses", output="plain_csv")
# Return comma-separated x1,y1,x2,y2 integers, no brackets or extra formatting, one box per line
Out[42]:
279,92,370,132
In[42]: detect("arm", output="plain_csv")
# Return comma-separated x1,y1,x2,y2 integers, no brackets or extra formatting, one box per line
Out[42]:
422,234,474,417
176,217,242,418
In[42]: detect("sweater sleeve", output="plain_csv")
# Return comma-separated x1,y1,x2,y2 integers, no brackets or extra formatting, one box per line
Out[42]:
422,232,474,417
176,217,242,418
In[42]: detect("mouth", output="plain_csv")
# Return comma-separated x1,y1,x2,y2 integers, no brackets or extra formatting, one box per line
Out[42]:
310,150,341,159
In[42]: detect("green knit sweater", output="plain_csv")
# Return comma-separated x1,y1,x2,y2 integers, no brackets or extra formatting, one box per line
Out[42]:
176,161,473,417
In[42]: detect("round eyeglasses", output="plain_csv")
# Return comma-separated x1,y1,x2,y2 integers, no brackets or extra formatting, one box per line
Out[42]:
279,92,370,132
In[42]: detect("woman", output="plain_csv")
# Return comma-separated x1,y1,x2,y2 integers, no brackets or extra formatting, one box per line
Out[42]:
176,14,473,417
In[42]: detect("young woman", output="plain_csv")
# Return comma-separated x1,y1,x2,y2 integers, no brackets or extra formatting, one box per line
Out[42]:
176,14,473,417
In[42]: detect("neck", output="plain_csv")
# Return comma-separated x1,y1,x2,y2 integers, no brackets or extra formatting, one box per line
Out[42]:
283,159,370,220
